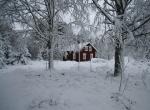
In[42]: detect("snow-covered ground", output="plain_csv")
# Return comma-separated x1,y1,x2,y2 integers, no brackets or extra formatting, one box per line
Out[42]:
0,57,150,110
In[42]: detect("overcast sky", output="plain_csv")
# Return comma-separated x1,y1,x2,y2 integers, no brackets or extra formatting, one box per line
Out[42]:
14,0,105,38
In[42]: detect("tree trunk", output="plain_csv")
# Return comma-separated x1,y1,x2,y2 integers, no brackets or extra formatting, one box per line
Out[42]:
47,40,54,70
114,39,124,77
48,48,54,70
78,43,80,71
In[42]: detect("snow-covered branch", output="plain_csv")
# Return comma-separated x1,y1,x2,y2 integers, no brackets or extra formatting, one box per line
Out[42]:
92,0,115,24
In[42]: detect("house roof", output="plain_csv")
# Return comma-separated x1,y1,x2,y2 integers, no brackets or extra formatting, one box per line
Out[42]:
62,42,97,52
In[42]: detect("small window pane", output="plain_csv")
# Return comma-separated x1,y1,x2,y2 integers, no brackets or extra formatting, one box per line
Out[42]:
90,53,93,59
83,53,86,60
84,46,88,51
89,46,92,51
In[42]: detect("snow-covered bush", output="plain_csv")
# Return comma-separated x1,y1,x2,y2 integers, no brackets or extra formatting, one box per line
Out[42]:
0,40,5,68
0,53,5,69
0,29,31,67
91,58,108,63
6,51,31,65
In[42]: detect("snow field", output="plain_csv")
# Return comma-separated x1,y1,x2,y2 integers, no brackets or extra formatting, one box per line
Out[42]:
0,57,150,110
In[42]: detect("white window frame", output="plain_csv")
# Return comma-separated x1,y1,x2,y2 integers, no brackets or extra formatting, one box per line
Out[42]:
83,53,86,60
89,46,92,51
73,52,76,59
84,46,88,51
90,53,93,59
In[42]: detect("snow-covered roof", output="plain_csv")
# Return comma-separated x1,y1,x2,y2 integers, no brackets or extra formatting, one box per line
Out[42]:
62,42,97,52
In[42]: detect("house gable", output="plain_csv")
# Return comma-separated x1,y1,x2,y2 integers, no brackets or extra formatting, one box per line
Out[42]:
63,42,97,61
81,43,97,52
62,42,97,52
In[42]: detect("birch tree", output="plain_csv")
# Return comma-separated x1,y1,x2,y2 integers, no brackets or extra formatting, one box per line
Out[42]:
13,0,70,70
92,0,150,76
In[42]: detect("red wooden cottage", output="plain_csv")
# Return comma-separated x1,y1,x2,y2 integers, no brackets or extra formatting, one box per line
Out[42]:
63,42,97,61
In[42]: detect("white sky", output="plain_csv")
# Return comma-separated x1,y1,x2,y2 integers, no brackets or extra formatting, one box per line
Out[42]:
14,1,104,38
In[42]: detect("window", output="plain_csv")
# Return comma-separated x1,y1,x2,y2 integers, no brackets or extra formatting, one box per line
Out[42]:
84,46,88,51
89,46,92,51
73,52,76,59
83,53,86,60
90,53,93,59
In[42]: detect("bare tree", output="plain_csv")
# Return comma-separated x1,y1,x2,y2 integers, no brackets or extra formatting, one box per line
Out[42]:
92,0,150,77
12,0,71,70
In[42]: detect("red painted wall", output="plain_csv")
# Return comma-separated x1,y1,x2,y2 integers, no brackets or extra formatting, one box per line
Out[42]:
63,43,96,62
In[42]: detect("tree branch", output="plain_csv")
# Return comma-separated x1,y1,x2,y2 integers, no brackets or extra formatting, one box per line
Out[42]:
132,16,150,32
92,0,115,24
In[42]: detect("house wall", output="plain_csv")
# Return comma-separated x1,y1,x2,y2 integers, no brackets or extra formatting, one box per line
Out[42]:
63,43,96,61
76,45,96,61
